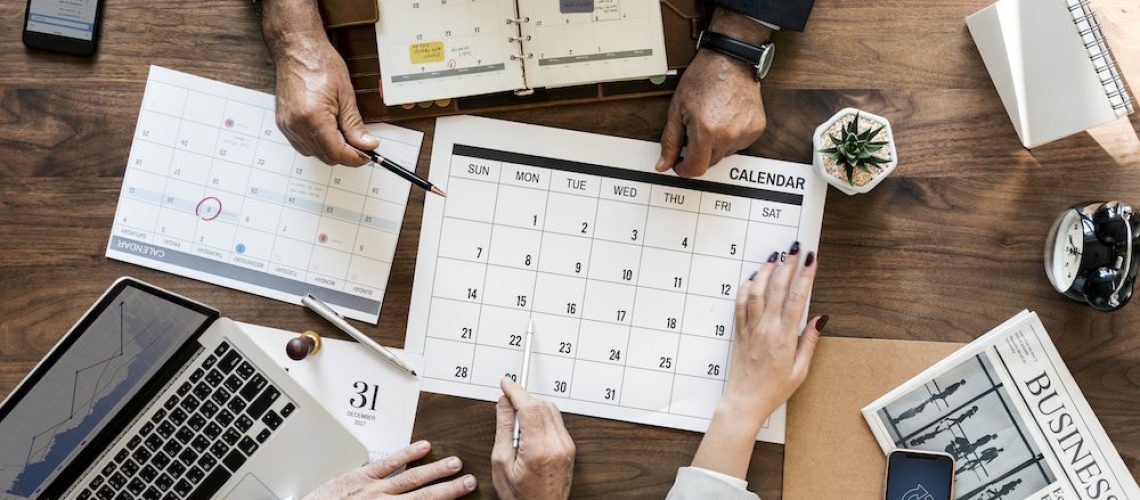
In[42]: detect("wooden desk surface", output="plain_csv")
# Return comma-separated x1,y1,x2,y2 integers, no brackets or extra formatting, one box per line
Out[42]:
2,0,1138,498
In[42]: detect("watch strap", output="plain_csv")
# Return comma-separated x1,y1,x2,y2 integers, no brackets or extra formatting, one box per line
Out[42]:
698,31,765,67
696,30,774,80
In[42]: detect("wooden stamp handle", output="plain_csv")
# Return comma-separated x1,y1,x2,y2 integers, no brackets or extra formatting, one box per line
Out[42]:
286,330,323,360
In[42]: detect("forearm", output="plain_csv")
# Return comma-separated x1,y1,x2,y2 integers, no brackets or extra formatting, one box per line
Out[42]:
689,401,774,479
260,0,329,59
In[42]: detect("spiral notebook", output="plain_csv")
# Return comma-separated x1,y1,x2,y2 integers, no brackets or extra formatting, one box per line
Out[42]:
966,0,1134,148
374,0,668,105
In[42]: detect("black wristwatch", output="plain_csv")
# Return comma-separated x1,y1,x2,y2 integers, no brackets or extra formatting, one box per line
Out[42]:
695,30,775,81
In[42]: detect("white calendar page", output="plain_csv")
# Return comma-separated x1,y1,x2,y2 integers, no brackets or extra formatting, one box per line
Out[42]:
106,66,423,324
375,0,526,105
518,0,667,89
406,116,826,443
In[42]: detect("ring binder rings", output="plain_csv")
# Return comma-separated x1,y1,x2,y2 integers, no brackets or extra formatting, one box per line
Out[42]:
507,14,533,96
966,0,1135,148
1069,0,1134,114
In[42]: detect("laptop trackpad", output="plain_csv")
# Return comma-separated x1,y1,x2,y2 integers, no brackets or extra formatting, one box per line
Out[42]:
223,473,287,500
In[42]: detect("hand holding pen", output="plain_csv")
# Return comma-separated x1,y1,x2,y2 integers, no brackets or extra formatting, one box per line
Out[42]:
349,144,446,197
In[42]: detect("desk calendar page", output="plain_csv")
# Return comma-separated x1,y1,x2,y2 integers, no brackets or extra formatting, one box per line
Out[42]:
406,116,826,443
376,0,526,105
243,323,423,464
518,0,667,89
107,66,423,324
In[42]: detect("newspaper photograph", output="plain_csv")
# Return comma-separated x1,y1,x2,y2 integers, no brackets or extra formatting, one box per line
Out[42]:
863,310,1140,500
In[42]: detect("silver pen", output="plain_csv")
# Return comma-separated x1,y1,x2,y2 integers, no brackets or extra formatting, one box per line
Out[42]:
512,319,536,449
301,294,417,376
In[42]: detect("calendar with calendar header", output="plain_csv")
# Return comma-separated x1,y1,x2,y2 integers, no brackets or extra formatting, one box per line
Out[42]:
406,116,827,443
374,0,667,105
107,66,423,324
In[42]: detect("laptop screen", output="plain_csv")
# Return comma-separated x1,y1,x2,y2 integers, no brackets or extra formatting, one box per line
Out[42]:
0,282,213,498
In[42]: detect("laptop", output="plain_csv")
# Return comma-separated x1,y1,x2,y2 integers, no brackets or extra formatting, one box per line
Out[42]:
0,277,368,499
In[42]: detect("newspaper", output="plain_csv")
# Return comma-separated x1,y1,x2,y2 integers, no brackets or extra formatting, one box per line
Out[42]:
862,310,1140,500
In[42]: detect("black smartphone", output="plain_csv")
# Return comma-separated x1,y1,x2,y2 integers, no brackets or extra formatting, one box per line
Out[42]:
884,449,956,500
22,0,105,56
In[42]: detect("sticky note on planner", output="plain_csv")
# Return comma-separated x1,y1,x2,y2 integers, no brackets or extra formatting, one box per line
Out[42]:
409,42,444,64
560,0,593,13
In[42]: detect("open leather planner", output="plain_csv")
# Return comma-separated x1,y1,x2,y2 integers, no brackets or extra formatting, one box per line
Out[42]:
375,0,668,104
318,0,707,121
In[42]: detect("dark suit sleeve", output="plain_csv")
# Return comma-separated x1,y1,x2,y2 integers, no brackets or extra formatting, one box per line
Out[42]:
704,0,815,32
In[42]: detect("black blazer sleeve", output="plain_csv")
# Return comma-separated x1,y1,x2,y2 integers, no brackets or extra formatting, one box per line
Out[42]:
705,0,815,32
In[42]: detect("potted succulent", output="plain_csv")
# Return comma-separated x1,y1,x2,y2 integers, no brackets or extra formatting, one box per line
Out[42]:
813,108,897,195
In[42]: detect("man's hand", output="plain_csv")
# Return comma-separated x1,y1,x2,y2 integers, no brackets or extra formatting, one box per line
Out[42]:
655,8,772,178
491,378,575,500
261,0,376,167
303,441,477,499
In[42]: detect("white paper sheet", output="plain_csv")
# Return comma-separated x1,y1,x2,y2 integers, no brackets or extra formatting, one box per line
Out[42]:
106,66,423,323
240,322,422,462
405,116,827,443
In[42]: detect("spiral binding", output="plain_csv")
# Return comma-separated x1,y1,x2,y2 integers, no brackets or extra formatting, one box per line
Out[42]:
506,16,535,96
1069,0,1134,113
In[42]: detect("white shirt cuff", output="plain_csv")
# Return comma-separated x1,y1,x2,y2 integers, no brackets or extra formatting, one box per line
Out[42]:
745,15,780,31
689,467,751,490
667,467,760,500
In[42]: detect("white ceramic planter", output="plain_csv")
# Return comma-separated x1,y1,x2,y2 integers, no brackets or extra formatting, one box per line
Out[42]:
812,107,897,195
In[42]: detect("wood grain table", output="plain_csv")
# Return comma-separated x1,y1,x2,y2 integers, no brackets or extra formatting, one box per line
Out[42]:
2,0,1138,498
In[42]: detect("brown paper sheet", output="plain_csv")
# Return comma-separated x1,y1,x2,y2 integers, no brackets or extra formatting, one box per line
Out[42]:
784,336,964,500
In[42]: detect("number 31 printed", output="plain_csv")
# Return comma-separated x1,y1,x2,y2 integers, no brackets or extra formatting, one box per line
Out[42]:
349,381,380,411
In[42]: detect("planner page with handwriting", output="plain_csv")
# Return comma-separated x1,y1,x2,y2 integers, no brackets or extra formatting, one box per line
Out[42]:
518,0,667,88
375,0,526,105
107,66,422,324
406,116,826,443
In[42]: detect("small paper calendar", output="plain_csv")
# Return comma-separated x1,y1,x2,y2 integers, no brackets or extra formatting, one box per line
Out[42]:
374,0,667,105
406,116,827,443
242,323,423,463
107,66,423,323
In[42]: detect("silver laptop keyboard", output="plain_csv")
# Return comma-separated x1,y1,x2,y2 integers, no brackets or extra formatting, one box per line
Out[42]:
75,341,296,500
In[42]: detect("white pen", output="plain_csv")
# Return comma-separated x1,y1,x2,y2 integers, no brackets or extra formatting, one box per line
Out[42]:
512,319,536,449
301,294,417,376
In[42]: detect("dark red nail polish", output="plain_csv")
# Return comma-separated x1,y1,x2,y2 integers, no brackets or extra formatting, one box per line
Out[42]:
790,241,801,255
749,271,757,280
816,315,830,332
805,252,815,267
767,252,779,263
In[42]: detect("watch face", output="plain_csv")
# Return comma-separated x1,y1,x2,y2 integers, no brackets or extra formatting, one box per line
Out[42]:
757,44,775,80
1045,209,1084,292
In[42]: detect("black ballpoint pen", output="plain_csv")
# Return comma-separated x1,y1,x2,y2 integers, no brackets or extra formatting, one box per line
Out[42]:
349,144,446,197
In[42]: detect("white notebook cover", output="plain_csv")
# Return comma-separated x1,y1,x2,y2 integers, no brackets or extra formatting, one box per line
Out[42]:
967,0,1124,148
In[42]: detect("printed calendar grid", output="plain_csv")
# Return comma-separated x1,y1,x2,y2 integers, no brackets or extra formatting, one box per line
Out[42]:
122,95,408,290
419,145,801,421
108,67,422,322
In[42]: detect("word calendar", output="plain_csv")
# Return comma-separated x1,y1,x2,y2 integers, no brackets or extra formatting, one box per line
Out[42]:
407,116,826,442
107,66,424,323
